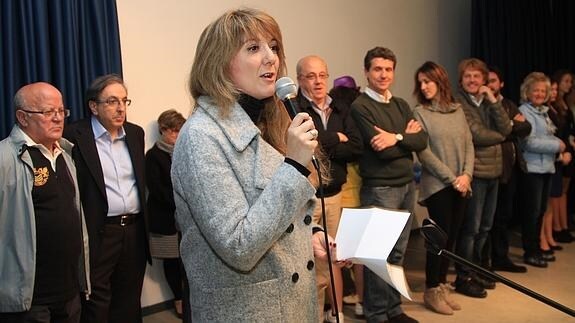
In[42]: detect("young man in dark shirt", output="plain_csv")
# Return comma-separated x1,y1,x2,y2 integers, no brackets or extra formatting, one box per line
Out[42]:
351,47,427,323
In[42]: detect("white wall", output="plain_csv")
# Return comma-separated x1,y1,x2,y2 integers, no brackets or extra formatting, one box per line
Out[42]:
116,0,471,307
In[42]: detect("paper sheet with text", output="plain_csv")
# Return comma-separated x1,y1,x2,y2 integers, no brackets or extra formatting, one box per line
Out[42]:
335,207,413,300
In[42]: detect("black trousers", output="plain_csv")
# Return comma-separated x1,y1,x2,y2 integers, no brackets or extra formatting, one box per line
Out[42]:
163,258,183,300
424,186,467,288
81,218,147,323
518,172,552,256
491,168,518,265
0,294,81,323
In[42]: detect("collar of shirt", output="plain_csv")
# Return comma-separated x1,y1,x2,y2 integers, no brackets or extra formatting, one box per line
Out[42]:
302,92,333,111
16,125,63,171
91,116,126,141
302,93,332,130
365,87,392,103
468,92,484,107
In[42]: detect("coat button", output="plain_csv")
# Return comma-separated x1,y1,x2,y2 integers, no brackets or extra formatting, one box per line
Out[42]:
291,273,299,283
307,260,314,270
286,224,294,233
303,215,312,225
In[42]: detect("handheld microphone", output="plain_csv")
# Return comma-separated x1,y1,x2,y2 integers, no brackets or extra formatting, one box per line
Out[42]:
275,76,300,118
275,77,319,170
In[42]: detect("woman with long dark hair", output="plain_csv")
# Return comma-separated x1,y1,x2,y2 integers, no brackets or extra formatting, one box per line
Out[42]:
412,61,474,315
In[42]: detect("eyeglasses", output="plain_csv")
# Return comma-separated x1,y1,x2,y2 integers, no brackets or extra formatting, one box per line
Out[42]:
95,97,132,108
302,73,329,81
20,108,71,118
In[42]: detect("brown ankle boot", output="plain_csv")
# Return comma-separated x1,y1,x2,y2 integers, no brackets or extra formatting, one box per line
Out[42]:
440,283,462,310
424,287,453,315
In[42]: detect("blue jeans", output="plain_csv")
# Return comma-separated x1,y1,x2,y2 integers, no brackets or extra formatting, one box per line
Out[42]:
360,183,415,323
455,177,498,277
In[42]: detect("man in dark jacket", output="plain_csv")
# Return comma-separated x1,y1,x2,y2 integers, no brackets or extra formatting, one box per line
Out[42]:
454,59,512,298
487,66,531,273
296,55,363,322
64,74,149,323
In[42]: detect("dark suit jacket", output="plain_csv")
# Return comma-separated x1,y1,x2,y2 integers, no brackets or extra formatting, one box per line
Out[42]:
296,91,363,196
64,118,150,263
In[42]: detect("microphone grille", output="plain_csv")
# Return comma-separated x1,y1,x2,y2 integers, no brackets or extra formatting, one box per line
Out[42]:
275,77,297,100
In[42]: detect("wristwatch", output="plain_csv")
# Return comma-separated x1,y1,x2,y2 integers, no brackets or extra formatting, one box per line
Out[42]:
395,133,404,142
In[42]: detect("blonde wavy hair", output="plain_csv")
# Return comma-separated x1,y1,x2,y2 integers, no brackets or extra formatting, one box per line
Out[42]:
457,58,489,84
189,8,328,184
189,8,290,153
519,72,551,104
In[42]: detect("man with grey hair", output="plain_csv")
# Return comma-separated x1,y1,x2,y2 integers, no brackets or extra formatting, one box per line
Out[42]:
64,74,148,323
0,82,90,323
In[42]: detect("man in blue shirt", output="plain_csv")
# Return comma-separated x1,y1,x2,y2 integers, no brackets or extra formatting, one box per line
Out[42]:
64,74,149,323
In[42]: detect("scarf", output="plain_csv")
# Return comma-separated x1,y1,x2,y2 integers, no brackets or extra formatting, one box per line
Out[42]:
532,103,557,135
156,138,174,157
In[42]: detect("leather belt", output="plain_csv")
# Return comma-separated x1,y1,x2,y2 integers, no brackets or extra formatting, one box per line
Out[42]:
105,213,140,226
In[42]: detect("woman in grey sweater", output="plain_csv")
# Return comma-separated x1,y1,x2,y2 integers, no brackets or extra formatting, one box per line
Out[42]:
413,61,474,316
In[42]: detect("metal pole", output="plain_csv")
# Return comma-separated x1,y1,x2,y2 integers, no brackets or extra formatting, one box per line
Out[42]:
440,249,575,317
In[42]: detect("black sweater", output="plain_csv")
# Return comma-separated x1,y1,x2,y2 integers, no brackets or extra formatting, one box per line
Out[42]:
146,144,177,235
351,93,427,187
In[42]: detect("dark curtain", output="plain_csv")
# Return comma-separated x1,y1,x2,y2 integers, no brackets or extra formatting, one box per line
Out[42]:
0,0,123,138
471,0,575,103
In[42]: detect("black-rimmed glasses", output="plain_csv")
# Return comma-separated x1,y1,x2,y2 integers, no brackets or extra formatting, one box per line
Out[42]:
95,97,132,107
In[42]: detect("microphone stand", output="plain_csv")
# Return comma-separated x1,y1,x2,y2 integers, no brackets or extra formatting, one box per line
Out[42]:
420,218,575,317
316,162,341,323
275,78,340,321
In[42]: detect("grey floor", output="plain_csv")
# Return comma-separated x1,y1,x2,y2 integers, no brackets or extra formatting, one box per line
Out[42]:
143,230,575,323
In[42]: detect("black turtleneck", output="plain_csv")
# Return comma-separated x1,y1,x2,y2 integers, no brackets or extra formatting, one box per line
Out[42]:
238,94,266,124
237,93,311,178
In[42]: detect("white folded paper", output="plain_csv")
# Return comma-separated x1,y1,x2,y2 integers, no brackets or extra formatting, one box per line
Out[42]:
335,207,413,300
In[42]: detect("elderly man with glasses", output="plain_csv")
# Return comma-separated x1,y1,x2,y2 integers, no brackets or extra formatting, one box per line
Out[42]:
296,55,363,323
0,82,90,323
64,74,149,323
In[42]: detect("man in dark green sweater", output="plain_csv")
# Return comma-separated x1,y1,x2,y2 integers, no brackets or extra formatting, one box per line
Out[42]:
351,47,427,323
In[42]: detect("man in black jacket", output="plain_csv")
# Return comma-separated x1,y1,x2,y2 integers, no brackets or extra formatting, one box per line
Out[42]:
487,66,531,273
296,55,363,322
64,74,149,323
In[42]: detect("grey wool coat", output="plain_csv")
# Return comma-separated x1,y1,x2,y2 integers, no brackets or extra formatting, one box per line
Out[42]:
171,96,319,322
